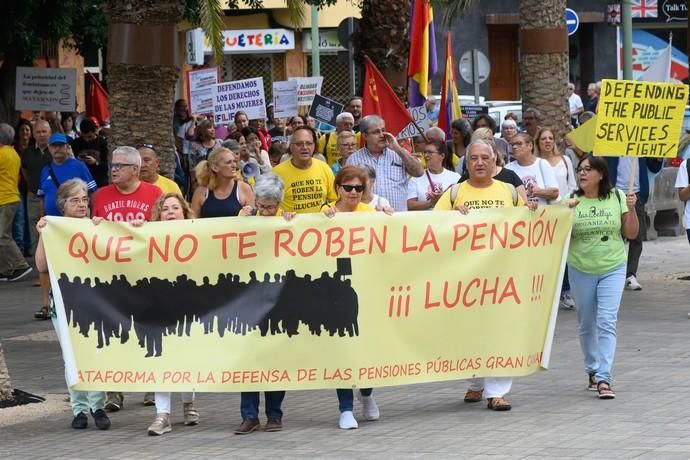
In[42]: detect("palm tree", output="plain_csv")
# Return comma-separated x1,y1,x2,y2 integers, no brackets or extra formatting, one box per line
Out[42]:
354,0,411,94
518,0,569,133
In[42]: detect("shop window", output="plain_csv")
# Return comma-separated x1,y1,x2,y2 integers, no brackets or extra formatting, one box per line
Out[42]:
307,53,361,104
223,55,276,102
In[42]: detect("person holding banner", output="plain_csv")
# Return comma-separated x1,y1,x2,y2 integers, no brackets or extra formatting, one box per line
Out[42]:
605,156,663,291
34,178,111,431
140,192,201,435
407,140,460,210
433,139,524,411
567,154,639,400
236,173,294,434
322,166,387,429
191,147,254,218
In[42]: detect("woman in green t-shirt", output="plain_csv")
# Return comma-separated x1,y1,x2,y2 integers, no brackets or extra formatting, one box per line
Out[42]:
567,154,639,400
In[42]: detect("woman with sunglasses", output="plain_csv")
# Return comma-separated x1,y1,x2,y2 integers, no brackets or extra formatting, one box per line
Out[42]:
322,166,391,429
567,154,639,400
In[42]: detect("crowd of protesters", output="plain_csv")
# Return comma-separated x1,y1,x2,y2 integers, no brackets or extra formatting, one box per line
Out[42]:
0,80,671,434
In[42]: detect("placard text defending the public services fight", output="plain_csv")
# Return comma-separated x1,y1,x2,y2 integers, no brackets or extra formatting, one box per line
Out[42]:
593,79,688,158
42,208,572,392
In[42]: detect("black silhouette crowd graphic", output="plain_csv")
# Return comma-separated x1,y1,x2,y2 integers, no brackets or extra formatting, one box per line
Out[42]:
57,258,359,357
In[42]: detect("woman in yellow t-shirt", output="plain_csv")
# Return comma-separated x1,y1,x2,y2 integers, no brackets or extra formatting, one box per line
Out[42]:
322,166,390,429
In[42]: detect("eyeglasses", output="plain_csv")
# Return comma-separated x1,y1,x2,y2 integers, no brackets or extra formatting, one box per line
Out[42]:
291,141,314,148
67,197,89,205
576,166,594,173
256,202,278,212
510,142,526,148
111,163,136,170
339,143,357,148
341,184,364,193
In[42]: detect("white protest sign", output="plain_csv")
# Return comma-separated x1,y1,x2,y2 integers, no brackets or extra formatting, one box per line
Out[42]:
272,80,299,119
397,106,432,139
15,67,76,112
213,77,266,124
289,76,323,113
186,67,218,115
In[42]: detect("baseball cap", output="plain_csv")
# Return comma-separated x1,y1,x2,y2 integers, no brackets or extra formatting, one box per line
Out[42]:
88,116,100,127
49,133,69,145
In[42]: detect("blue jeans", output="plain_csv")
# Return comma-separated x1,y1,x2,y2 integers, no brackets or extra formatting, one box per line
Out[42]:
336,388,372,412
11,191,28,254
686,229,690,245
568,262,626,385
240,391,285,420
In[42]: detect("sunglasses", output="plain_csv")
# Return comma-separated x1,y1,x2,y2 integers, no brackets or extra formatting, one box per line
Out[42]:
341,184,364,193
137,143,155,150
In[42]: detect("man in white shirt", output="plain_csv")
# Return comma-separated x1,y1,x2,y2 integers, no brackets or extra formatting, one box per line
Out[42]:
676,158,690,245
567,83,584,127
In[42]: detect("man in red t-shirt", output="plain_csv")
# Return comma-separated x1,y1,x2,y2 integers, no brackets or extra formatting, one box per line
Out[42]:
91,145,162,412
92,146,162,222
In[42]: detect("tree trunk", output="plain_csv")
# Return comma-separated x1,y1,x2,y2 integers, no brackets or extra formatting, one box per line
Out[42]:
354,0,410,99
107,64,179,176
0,341,13,401
103,0,186,177
519,0,569,134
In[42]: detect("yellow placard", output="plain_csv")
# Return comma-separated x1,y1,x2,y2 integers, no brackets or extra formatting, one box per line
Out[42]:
593,79,688,158
42,208,572,392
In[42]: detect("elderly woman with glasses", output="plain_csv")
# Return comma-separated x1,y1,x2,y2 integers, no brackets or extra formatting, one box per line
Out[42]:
235,173,293,435
322,166,391,429
567,154,638,400
330,131,357,175
35,179,111,431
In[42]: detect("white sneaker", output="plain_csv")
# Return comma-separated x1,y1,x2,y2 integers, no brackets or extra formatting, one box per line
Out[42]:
559,292,576,310
338,410,358,429
625,275,642,291
147,413,172,436
357,393,380,421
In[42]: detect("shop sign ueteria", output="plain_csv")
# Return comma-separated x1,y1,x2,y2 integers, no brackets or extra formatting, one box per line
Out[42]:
203,29,295,53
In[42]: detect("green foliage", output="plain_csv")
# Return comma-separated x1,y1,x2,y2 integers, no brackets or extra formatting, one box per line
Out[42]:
432,0,477,27
0,0,107,65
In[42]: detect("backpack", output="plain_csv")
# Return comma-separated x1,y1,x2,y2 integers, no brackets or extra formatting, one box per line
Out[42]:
448,181,519,207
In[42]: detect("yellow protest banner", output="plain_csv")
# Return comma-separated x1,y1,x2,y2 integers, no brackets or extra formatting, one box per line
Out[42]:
593,79,688,158
566,114,597,153
42,208,572,392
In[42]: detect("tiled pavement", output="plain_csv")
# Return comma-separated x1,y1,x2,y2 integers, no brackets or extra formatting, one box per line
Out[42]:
1,236,690,459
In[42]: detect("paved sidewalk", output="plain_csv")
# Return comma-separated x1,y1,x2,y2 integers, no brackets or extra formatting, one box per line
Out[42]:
1,236,689,459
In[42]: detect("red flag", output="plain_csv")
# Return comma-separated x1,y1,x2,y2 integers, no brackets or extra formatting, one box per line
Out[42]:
362,56,415,136
86,72,109,125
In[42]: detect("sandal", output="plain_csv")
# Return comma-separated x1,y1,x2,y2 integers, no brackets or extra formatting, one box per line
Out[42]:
34,306,50,320
487,397,512,411
597,381,616,400
587,372,597,391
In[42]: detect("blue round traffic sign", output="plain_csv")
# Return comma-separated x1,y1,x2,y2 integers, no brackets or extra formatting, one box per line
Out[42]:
566,8,579,36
